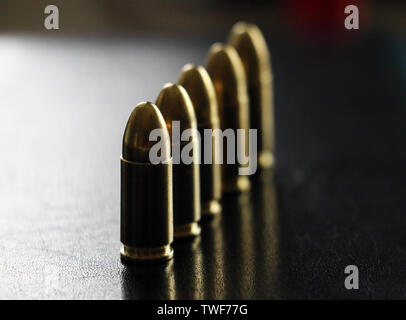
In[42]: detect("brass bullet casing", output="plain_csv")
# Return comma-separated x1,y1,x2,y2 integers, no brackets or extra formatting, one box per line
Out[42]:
228,22,275,170
156,83,201,238
206,43,251,193
178,65,222,217
120,102,174,262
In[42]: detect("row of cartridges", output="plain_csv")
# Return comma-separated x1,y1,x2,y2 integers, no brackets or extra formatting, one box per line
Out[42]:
120,22,275,263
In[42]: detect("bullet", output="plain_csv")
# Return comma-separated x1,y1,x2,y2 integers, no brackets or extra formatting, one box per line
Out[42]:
206,43,251,193
178,64,222,217
156,83,201,238
228,22,275,170
120,102,173,262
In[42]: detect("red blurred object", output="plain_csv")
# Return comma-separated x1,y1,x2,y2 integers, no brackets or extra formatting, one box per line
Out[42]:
284,0,368,41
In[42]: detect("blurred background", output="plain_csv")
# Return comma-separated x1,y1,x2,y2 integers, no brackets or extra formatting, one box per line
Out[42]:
0,0,404,37
0,0,406,299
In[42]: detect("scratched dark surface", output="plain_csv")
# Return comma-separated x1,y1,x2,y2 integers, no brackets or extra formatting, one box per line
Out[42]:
0,31,405,299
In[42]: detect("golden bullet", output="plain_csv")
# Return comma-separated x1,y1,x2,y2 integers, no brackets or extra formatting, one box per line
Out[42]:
178,64,222,217
120,102,174,262
206,43,251,193
156,83,201,238
228,22,275,169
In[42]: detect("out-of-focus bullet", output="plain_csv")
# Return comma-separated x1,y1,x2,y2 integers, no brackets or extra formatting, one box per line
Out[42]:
120,102,173,262
156,83,201,238
206,43,251,193
228,22,275,170
178,64,222,217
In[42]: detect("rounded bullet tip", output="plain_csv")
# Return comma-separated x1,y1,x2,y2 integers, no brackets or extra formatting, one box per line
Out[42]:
180,63,195,74
207,42,234,60
206,42,248,107
229,21,260,37
122,101,170,163
178,64,219,127
228,21,270,66
206,42,246,75
156,83,197,134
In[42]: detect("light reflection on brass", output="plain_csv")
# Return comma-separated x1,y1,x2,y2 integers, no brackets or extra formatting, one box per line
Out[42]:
206,44,251,193
120,23,281,298
156,84,201,238
121,244,173,262
228,22,275,170
120,102,173,263
178,65,222,217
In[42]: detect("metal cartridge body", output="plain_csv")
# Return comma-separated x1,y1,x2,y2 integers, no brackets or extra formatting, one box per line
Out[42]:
120,102,173,262
206,44,251,193
228,22,275,170
178,65,222,217
156,84,201,238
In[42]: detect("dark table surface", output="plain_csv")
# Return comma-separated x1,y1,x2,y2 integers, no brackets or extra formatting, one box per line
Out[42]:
0,31,405,299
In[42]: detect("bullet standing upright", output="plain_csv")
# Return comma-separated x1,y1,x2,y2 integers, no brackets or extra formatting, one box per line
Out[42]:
156,83,201,238
228,22,275,169
206,43,251,193
120,102,173,262
178,64,222,217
